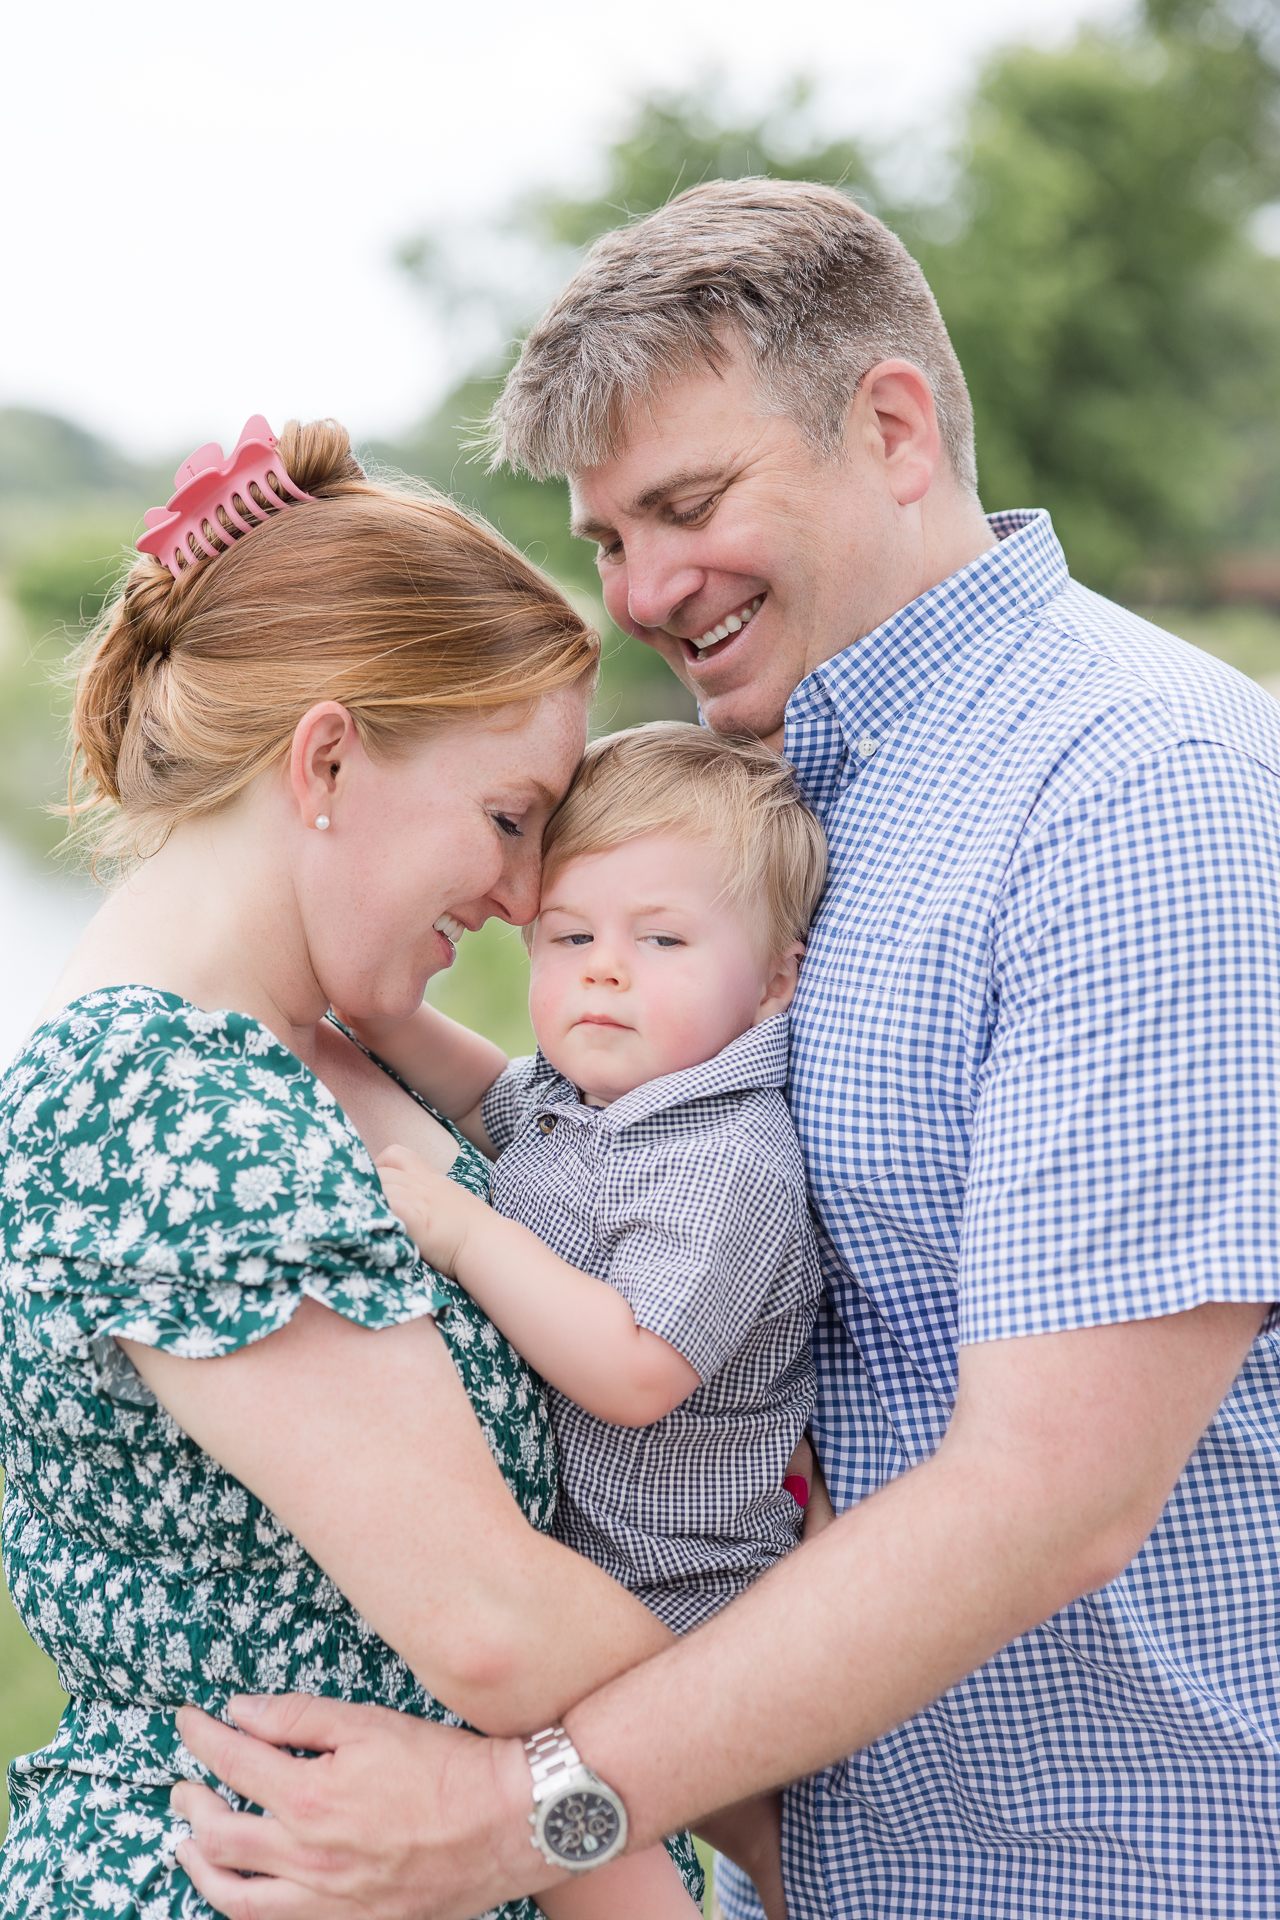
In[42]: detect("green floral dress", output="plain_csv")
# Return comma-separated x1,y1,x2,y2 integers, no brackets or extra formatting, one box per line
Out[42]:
0,987,700,1919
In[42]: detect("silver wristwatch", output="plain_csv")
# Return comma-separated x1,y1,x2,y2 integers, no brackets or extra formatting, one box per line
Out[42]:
524,1725,628,1873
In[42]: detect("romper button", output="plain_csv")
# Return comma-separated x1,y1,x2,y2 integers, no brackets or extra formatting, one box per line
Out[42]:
537,1115,558,1135
856,733,879,758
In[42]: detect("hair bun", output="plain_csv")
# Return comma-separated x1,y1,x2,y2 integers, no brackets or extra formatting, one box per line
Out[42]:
275,419,365,497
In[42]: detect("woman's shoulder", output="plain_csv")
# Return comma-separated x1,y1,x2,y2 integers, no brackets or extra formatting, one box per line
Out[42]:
0,985,442,1355
2,984,353,1159
0,984,397,1274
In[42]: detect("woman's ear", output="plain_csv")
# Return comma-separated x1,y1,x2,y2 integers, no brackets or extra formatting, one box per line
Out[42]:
754,941,805,1024
288,702,361,830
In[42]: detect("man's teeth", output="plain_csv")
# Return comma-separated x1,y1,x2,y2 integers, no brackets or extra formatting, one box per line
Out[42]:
434,915,465,946
694,597,763,662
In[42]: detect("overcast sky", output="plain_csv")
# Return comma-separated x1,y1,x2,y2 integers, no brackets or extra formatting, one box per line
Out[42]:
4,0,1125,461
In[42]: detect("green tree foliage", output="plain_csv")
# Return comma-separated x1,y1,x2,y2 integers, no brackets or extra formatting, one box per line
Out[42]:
906,0,1280,587
0,412,158,855
402,7,1280,596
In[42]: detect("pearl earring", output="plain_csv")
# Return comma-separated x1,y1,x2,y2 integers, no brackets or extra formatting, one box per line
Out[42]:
315,815,330,831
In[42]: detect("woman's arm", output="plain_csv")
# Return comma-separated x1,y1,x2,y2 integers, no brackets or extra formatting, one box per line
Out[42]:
377,1147,701,1425
339,1001,507,1152
120,1298,671,1736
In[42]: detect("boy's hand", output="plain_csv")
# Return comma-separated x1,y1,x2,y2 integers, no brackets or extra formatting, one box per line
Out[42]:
376,1145,490,1278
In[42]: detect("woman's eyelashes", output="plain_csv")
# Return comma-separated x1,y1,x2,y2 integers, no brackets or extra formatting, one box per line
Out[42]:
491,812,524,838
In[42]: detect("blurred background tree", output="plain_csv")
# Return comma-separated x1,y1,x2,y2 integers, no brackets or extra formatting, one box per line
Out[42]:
4,0,1280,1842
396,0,1280,598
907,0,1280,589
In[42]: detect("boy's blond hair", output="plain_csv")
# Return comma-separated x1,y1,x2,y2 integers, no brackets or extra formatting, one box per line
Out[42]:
533,723,827,960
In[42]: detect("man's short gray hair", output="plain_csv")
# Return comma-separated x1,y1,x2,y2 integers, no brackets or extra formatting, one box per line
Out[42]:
489,178,978,495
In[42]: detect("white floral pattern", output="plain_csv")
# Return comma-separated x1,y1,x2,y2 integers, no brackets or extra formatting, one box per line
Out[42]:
0,988,565,1920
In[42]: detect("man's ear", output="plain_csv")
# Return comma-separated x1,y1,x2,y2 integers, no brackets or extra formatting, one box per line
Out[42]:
852,359,941,509
754,941,805,1024
288,701,361,830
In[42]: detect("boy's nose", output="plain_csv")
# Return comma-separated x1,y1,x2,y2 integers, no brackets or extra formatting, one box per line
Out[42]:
582,950,627,989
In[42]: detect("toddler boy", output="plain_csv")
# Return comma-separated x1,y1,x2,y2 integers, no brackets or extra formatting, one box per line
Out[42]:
374,722,827,1637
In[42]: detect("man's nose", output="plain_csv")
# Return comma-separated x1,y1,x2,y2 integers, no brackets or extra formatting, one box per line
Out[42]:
622,544,706,633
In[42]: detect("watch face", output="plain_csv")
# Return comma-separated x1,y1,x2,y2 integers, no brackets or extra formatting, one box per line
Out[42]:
542,1788,623,1865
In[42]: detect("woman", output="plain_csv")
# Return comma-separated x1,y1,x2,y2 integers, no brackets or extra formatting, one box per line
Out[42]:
0,419,708,1918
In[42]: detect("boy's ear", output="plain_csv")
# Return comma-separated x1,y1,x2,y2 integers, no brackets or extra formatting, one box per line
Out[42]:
754,941,805,1024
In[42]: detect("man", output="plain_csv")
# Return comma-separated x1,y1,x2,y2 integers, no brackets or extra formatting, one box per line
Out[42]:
173,180,1280,1918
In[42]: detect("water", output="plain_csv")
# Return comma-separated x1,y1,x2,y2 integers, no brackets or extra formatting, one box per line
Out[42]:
0,838,97,1069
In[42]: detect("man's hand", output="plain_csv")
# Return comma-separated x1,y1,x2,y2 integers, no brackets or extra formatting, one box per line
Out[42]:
376,1143,490,1277
173,1695,561,1920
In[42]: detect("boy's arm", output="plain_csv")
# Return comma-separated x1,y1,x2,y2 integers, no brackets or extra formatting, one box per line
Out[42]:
376,1148,700,1426
340,1002,507,1154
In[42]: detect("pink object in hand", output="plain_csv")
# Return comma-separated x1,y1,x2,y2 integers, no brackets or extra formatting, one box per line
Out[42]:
783,1474,810,1508
137,414,314,579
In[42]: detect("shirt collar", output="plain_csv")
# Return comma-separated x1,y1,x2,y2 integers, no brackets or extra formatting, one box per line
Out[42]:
530,1013,790,1133
785,509,1070,816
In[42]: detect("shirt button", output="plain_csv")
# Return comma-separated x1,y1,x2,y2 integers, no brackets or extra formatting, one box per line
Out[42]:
856,733,879,758
536,1114,558,1135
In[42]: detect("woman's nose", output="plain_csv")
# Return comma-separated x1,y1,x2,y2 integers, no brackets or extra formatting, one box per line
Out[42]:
490,841,542,927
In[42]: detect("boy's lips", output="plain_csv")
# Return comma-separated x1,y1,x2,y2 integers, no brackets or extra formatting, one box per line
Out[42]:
575,1015,630,1030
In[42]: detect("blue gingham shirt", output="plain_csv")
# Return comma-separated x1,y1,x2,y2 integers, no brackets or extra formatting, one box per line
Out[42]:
717,511,1280,1920
481,1016,821,1632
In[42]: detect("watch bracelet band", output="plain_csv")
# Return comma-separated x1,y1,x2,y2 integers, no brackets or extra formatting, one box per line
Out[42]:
524,1724,583,1802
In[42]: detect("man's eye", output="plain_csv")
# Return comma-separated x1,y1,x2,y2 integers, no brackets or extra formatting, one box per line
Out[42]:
492,814,523,839
597,538,623,563
669,494,718,526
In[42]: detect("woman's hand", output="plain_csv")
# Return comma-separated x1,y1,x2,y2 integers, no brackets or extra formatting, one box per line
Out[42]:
376,1142,491,1277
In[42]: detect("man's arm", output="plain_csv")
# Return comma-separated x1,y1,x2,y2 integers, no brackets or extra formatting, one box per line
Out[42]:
567,1300,1267,1836
171,1298,1264,1920
340,1002,506,1153
377,1145,700,1424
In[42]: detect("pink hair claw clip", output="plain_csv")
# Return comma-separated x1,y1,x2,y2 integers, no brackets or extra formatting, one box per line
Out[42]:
137,414,314,579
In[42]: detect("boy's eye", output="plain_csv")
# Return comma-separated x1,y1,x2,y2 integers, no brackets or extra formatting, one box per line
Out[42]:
643,935,684,948
557,932,593,946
